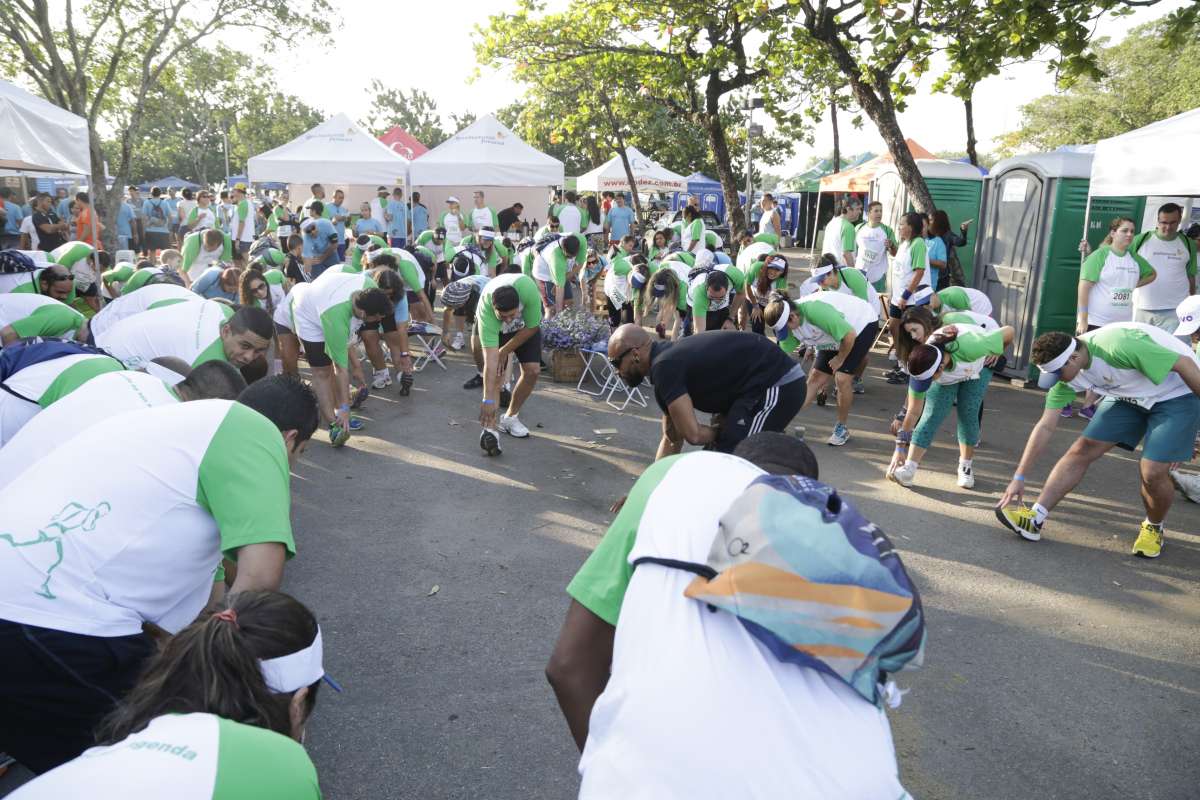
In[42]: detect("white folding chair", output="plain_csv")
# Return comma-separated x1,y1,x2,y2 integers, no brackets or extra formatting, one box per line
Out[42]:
576,341,615,397
605,371,648,412
407,323,446,371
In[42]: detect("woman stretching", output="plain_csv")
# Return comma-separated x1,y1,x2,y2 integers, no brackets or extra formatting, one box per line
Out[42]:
889,321,1014,489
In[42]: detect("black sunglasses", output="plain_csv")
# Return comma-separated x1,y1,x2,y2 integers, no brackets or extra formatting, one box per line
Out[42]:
610,347,634,371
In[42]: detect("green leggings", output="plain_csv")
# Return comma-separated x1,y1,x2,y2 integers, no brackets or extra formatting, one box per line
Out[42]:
912,370,991,449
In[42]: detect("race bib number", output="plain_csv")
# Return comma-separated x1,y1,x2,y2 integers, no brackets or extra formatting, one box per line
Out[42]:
500,311,526,334
861,247,880,264
1111,288,1132,306
1116,395,1156,410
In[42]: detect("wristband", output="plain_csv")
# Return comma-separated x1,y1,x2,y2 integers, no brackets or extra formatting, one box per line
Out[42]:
901,289,912,301
337,404,350,413
482,399,496,405
399,351,410,358
1013,474,1025,482
896,430,911,444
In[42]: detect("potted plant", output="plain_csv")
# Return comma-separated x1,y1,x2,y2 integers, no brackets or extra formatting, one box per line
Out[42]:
540,308,609,383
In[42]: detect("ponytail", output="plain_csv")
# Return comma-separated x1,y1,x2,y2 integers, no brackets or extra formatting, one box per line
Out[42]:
97,591,320,744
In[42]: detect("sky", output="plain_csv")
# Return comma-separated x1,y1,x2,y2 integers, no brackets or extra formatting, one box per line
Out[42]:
229,0,1187,177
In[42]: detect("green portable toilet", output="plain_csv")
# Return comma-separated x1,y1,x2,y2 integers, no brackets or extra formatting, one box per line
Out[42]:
973,151,1145,380
872,159,985,282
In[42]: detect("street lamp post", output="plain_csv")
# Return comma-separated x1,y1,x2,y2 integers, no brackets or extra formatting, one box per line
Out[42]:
744,96,764,233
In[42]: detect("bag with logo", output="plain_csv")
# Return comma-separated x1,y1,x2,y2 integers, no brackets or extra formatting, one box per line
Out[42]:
633,474,925,707
0,341,120,401
0,250,35,274
534,233,562,253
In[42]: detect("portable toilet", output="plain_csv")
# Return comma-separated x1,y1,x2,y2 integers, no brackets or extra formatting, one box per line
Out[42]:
872,159,985,282
973,151,1145,380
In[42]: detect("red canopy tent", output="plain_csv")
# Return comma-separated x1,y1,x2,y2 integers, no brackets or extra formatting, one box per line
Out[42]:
378,127,428,160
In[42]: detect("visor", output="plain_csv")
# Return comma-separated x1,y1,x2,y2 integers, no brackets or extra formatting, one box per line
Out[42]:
1176,297,1200,336
651,283,666,298
631,271,647,289
446,196,460,204
766,255,788,271
479,230,497,240
1036,370,1063,390
772,309,791,336
1035,337,1075,381
259,627,342,694
911,347,943,381
910,287,935,306
810,264,834,280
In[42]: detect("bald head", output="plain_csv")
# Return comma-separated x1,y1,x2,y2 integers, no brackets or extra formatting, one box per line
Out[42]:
607,323,651,360
608,323,655,389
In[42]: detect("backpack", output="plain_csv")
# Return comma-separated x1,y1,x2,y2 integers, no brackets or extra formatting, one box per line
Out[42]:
632,474,925,707
0,341,120,402
148,199,168,225
944,234,966,287
0,250,35,274
534,233,562,253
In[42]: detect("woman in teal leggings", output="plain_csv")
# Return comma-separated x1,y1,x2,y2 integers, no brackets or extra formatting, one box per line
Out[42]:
888,322,1014,490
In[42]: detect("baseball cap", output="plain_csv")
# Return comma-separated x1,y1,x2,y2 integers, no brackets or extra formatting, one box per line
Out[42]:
233,182,247,191
1177,295,1200,336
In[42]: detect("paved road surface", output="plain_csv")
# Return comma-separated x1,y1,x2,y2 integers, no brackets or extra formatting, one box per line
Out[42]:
4,337,1198,799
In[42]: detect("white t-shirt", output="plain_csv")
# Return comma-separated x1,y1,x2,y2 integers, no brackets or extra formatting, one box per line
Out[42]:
855,223,893,284
735,241,775,273
1133,233,1191,311
470,205,495,232
758,206,780,237
96,299,233,369
890,238,930,304
0,371,178,492
0,294,83,338
293,269,372,344
0,400,294,636
19,215,38,249
579,452,908,799
274,282,311,332
9,713,321,800
1080,245,1149,327
822,216,854,261
793,291,878,349
177,198,197,225
557,204,583,235
87,284,199,339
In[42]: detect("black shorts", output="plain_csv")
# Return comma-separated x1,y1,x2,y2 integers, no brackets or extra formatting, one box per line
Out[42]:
144,231,169,250
888,303,904,320
77,281,99,298
406,289,422,307
361,313,399,335
453,288,482,319
274,320,292,336
499,327,543,364
815,322,879,375
300,337,333,368
706,306,731,330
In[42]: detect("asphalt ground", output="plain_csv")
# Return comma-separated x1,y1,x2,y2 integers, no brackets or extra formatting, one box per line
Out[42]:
3,282,1199,798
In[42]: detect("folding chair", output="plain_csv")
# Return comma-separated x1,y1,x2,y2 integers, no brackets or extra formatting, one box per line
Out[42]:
407,322,446,371
577,340,614,397
605,370,648,412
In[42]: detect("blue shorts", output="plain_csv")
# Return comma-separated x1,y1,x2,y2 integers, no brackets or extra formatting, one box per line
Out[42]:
1083,394,1200,463
542,280,574,306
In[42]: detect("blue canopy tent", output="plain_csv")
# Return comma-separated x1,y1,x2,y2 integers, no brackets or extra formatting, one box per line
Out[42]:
225,174,287,191
951,157,989,175
671,172,742,220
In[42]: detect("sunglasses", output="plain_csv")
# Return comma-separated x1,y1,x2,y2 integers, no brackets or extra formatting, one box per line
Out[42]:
609,347,634,371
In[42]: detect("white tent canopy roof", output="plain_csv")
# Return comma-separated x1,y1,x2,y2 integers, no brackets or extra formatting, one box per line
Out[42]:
248,113,410,186
409,114,563,186
576,147,686,193
0,79,90,175
1090,107,1200,197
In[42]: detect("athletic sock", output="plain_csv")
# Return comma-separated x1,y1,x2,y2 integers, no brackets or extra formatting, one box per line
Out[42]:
1032,503,1049,525
959,458,973,470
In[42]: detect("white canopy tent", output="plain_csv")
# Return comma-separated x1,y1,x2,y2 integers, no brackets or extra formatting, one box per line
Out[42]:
576,147,686,193
409,115,564,232
0,79,90,175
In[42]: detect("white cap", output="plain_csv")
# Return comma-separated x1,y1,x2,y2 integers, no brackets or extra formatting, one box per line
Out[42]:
446,196,460,204
1177,295,1200,336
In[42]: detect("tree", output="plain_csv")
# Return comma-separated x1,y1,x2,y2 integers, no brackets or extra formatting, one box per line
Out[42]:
476,0,792,235
763,0,1194,213
360,82,450,147
997,19,1200,156
0,0,331,250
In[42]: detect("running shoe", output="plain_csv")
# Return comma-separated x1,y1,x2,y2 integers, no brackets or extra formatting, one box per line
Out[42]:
828,423,850,446
371,369,392,389
499,387,512,409
450,331,465,350
1131,522,1163,558
957,462,975,489
350,384,370,409
1079,404,1096,420
463,373,483,389
889,461,917,487
1170,469,1200,503
329,423,350,448
1059,405,1075,419
347,416,365,432
885,367,907,384
479,428,502,456
995,506,1042,542
498,414,530,438
852,377,866,394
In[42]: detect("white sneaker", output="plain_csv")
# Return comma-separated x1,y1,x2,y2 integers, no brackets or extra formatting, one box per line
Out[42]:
450,331,465,350
1170,470,1200,503
957,462,975,489
890,461,918,487
371,370,392,389
498,414,530,438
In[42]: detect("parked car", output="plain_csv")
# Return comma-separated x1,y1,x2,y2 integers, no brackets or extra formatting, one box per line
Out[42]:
657,208,731,249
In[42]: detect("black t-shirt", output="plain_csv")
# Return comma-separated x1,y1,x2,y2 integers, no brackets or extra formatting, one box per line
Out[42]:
497,206,520,234
284,254,307,284
649,331,796,414
32,211,66,251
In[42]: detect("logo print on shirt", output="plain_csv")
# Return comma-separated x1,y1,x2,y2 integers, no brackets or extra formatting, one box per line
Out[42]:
0,501,111,599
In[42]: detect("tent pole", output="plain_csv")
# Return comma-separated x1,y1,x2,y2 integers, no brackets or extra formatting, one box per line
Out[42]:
810,189,821,255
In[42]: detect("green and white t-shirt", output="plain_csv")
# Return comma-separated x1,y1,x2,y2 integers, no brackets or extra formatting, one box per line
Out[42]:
234,198,255,243
439,211,468,245
96,299,234,370
9,713,320,800
687,264,745,317
1132,231,1196,312
459,235,510,276
0,399,294,636
414,230,450,264
182,230,235,281
743,256,787,296
186,204,217,231
122,267,165,295
603,253,634,307
1044,322,1197,410
735,241,775,273
532,238,582,287
934,286,992,316
0,370,177,492
475,273,543,348
1080,245,1154,326
681,217,706,252
0,352,124,408
292,271,377,368
469,205,499,232
854,222,896,284
890,238,929,304
0,294,85,340
822,215,856,262
929,324,1004,387
88,284,200,340
788,291,877,350
828,266,873,304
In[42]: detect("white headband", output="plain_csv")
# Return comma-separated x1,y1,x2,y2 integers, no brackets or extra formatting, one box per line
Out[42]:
479,230,497,240
766,255,788,270
811,264,834,280
260,627,327,694
1038,337,1076,374
772,308,792,335
912,347,943,381
911,287,935,306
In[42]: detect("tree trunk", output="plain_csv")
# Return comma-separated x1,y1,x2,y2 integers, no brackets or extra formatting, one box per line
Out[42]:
964,93,979,167
703,111,745,238
851,78,934,212
599,93,645,226
830,98,841,170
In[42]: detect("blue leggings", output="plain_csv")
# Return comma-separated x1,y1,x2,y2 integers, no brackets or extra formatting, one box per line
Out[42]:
912,370,991,449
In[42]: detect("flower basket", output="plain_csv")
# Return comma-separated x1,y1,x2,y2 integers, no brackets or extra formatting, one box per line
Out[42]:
541,308,609,383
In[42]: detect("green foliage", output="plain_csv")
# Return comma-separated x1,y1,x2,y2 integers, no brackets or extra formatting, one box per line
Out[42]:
360,82,451,147
998,20,1200,156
